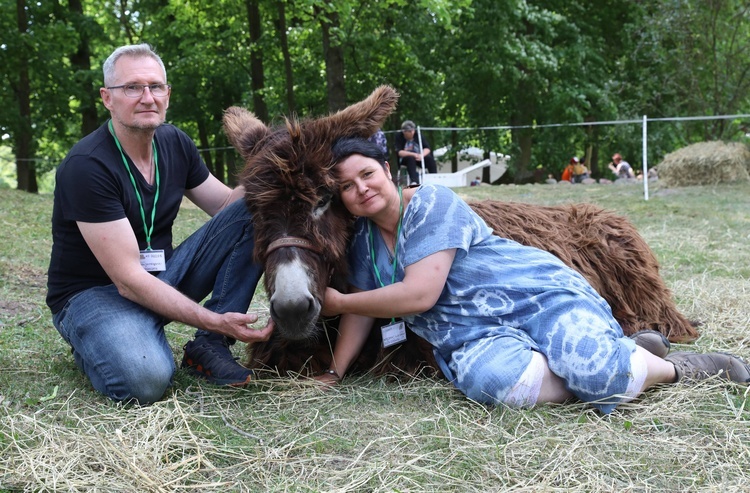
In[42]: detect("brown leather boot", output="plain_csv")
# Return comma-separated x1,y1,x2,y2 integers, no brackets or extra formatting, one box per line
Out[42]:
666,351,750,383
629,330,671,358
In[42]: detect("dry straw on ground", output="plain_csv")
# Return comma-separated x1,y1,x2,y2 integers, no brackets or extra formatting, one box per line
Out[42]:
2,373,750,491
657,140,750,187
3,275,750,491
2,183,750,492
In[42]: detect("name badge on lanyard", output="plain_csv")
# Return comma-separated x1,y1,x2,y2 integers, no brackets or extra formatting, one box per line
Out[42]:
381,319,407,347
109,119,164,273
140,249,166,272
369,187,408,348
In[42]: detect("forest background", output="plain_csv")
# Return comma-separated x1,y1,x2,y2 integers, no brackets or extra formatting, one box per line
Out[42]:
3,0,750,193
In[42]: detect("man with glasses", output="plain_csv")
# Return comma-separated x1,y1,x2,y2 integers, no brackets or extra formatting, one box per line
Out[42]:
46,44,273,405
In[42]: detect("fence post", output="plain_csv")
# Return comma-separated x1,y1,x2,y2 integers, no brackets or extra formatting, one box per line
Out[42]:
417,126,425,182
642,114,649,201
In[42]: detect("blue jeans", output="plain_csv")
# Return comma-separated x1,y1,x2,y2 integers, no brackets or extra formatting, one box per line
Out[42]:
52,199,262,404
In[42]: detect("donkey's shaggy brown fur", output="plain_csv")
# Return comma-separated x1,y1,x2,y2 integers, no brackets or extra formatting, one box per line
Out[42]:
471,200,697,341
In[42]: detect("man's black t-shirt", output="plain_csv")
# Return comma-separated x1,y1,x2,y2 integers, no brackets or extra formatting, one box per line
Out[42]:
46,122,210,314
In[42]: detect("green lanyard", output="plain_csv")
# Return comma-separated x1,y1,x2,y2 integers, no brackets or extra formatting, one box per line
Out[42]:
108,119,160,250
368,187,403,323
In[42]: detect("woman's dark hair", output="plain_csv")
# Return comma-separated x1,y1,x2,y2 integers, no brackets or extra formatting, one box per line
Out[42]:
331,137,387,168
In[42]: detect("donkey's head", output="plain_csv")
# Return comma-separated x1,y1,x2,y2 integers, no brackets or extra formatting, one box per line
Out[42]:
224,86,399,340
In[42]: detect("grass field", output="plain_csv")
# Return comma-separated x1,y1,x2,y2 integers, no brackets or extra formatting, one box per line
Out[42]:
1,181,749,492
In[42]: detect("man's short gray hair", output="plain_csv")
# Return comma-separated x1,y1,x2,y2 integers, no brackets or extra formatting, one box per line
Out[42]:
102,44,167,86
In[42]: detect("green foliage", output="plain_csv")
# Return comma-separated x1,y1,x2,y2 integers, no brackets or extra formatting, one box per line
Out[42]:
622,0,750,142
3,0,750,189
0,145,16,189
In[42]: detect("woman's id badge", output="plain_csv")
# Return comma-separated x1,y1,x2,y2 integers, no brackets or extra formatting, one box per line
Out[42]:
381,320,407,348
140,249,166,272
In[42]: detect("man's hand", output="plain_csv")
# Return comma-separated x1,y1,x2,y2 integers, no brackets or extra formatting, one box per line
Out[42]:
210,313,275,343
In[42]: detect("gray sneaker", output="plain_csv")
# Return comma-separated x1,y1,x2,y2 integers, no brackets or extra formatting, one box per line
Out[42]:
629,330,671,358
666,351,750,384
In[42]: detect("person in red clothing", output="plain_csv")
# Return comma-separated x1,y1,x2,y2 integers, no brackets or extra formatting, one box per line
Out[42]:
561,157,577,182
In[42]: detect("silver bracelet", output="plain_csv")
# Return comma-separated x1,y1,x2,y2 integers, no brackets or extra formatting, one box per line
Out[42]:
322,369,341,378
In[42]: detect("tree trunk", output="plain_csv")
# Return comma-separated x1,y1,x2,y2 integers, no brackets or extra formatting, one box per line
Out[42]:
451,129,458,173
225,142,239,187
317,6,346,112
584,116,597,177
514,131,533,183
276,1,296,114
68,0,99,137
509,112,534,183
14,0,38,193
197,119,217,179
246,0,268,123
590,146,600,179
509,77,536,183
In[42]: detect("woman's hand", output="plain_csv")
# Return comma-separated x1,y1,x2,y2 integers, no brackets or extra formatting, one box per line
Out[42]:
313,369,342,387
321,286,343,317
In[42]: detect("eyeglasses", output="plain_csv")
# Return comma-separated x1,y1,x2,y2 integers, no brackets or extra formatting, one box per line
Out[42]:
106,83,171,98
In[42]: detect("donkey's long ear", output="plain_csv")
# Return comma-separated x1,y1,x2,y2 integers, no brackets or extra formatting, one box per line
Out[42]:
312,85,399,140
223,106,271,162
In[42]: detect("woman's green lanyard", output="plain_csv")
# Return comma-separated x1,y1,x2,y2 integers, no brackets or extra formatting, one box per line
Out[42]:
108,119,160,250
367,187,408,348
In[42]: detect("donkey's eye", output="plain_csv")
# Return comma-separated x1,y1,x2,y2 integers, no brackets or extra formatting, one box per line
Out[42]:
313,193,332,219
316,193,331,208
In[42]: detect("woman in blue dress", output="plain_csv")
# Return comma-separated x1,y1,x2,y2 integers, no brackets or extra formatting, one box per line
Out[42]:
320,138,750,413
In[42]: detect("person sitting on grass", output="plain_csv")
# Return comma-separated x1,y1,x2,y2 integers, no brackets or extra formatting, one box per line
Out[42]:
394,120,437,186
609,153,635,179
562,158,576,182
46,43,273,405
316,137,750,413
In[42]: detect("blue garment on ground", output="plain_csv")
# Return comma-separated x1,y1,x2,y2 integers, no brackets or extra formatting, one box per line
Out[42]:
348,184,636,413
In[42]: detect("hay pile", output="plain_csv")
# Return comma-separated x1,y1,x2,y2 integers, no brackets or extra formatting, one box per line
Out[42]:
657,141,750,187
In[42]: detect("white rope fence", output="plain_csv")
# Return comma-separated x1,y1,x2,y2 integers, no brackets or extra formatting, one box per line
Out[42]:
5,114,750,200
414,113,750,200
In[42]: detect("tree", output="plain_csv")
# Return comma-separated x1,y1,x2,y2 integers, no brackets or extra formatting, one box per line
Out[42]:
62,0,102,138
2,0,81,192
246,0,269,123
5,0,750,192
12,0,36,193
623,0,750,143
275,0,296,113
315,2,347,112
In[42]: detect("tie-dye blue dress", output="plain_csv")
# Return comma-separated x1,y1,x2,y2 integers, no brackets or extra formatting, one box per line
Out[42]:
347,184,638,414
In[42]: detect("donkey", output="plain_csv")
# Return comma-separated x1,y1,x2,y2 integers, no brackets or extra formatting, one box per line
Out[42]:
223,85,698,378
223,86,399,342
